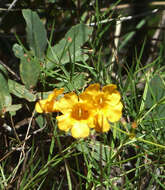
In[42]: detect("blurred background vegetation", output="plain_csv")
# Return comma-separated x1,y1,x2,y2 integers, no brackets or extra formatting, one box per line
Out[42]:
0,0,165,68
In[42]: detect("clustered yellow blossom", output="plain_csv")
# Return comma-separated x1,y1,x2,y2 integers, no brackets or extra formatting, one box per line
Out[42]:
35,83,123,138
35,88,64,113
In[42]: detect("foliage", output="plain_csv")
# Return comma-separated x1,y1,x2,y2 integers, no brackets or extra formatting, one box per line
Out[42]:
1,1,165,189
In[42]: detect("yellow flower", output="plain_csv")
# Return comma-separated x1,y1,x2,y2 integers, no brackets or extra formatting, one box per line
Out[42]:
35,88,64,113
81,83,123,132
56,92,95,138
35,83,123,138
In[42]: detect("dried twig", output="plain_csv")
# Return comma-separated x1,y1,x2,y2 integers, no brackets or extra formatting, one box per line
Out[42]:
0,59,20,80
8,0,20,11
10,111,35,183
88,8,159,26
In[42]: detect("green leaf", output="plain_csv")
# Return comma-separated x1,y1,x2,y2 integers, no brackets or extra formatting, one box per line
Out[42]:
0,73,12,111
145,75,165,123
47,23,93,69
20,57,40,89
8,79,36,102
67,73,86,91
8,104,22,116
146,75,165,107
72,73,86,89
36,91,54,99
35,115,46,129
54,73,86,92
12,43,24,59
22,9,47,58
6,104,22,112
76,141,111,162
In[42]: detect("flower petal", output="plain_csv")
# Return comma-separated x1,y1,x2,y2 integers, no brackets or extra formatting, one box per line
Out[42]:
56,114,72,131
35,99,48,113
107,102,123,122
94,114,110,132
102,84,117,94
79,92,92,102
71,123,90,138
106,90,121,105
84,83,100,94
46,100,60,112
57,92,78,114
48,88,64,101
35,88,64,113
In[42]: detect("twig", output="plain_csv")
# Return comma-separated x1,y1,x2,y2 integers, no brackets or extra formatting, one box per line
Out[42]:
10,111,35,183
8,0,19,11
110,20,122,72
0,60,20,80
88,8,159,26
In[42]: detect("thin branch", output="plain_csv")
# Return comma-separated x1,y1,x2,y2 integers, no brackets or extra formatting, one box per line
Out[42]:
88,8,159,26
0,60,20,80
8,0,20,11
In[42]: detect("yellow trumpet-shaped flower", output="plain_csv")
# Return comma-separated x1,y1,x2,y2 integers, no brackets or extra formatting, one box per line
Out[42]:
56,92,95,138
34,83,123,138
81,83,123,132
35,88,64,113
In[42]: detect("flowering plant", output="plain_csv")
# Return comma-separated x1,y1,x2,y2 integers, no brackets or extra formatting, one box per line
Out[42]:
35,83,123,138
35,88,64,113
